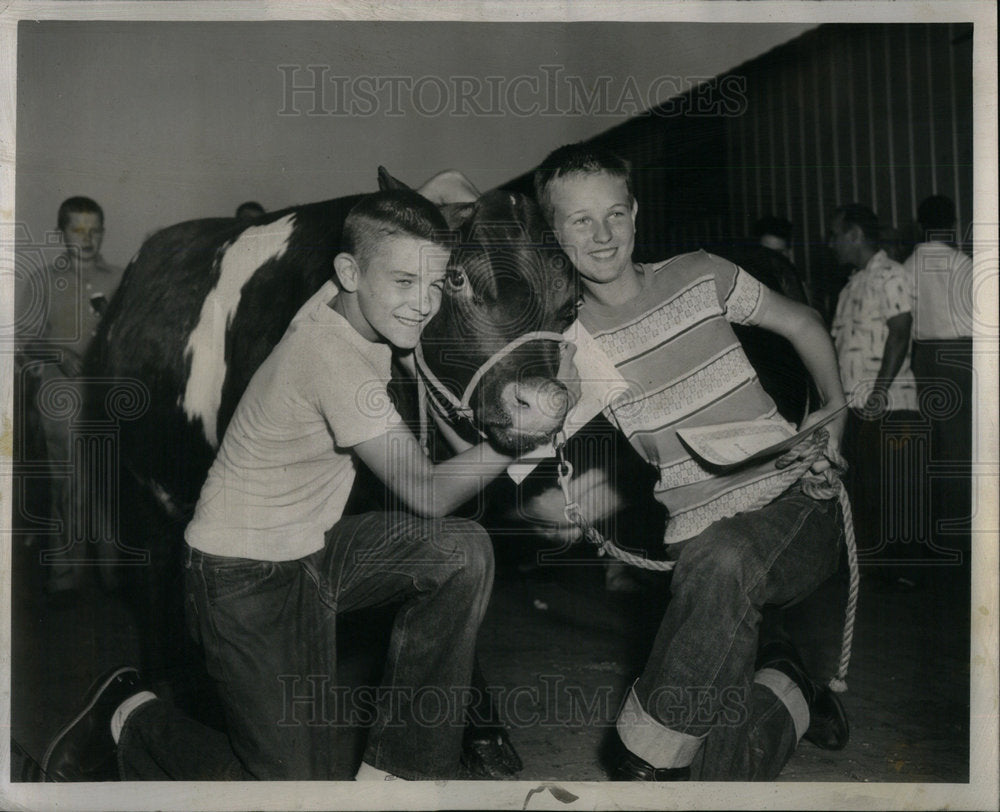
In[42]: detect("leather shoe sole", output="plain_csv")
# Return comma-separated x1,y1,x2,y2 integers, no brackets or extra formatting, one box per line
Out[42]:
610,746,690,781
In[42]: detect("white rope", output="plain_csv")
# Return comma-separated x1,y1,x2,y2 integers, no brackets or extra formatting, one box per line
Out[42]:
459,331,570,411
414,343,474,422
803,468,858,693
555,441,858,693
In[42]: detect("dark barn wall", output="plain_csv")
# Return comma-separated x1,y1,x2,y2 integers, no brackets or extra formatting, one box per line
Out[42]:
507,23,974,322
723,23,974,318
14,20,815,271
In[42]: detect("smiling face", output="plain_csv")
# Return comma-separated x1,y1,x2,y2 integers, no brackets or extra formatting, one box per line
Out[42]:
61,211,104,264
337,234,451,350
547,170,638,295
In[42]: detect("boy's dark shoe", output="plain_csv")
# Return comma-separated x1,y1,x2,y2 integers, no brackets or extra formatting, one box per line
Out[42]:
41,666,145,781
756,640,850,751
607,736,690,781
461,724,524,779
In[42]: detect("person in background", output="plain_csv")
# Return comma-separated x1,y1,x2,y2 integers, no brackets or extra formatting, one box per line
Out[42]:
878,223,912,264
904,194,974,557
828,203,923,589
15,196,124,596
235,201,266,222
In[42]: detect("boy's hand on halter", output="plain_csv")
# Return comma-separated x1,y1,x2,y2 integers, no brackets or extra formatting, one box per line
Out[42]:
517,468,622,545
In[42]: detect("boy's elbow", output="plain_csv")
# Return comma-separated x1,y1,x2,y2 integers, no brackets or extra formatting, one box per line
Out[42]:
795,302,825,328
759,291,820,334
402,487,451,519
787,303,827,338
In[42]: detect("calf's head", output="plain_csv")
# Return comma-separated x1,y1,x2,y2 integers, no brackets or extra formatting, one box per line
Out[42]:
419,190,578,454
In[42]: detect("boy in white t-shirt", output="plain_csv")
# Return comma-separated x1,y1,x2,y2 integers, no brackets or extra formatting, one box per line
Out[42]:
41,190,555,781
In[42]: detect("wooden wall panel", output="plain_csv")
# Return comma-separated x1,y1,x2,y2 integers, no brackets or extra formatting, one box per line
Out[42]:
718,23,972,316
503,23,972,319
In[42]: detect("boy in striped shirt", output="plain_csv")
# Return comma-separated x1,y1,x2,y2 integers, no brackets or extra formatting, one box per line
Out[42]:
532,143,849,781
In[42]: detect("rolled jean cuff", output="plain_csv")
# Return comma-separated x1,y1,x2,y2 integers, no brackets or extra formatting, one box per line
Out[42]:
615,684,705,769
754,668,809,741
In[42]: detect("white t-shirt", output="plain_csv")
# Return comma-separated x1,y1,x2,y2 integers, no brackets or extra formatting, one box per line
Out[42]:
186,281,403,561
903,241,974,340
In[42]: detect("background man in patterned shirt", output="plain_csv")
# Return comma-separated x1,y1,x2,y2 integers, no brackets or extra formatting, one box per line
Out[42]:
530,142,850,781
829,203,922,587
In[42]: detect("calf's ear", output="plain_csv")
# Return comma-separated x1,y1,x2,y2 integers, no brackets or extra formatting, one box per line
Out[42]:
441,201,478,231
377,166,412,192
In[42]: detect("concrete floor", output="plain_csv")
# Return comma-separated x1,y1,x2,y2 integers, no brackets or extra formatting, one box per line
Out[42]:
10,529,970,786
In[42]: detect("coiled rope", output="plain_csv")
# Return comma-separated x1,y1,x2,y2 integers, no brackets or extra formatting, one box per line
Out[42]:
554,437,858,693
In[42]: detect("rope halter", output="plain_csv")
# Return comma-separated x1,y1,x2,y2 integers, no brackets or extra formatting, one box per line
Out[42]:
413,331,572,443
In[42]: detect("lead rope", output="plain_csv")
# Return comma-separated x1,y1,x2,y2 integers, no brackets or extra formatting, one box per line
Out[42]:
554,436,858,693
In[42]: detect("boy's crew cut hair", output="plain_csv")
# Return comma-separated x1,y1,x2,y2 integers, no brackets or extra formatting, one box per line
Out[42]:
343,189,453,267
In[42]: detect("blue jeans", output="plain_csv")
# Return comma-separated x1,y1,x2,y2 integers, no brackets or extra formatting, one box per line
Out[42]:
117,511,494,780
617,485,843,780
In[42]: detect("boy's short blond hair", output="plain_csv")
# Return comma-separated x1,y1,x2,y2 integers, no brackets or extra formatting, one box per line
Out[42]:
532,142,634,224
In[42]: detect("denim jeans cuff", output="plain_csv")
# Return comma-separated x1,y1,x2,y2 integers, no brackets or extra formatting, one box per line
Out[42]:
115,696,162,780
754,668,809,741
615,683,705,769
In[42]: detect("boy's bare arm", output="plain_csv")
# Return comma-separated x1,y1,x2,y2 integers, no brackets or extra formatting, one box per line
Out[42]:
867,312,912,411
753,288,848,469
353,429,513,517
428,400,476,454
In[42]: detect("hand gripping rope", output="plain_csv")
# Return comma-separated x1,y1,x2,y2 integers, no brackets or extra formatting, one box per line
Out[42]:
553,433,859,694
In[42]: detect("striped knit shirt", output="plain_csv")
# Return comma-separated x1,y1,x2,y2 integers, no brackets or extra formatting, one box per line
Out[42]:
577,250,799,545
